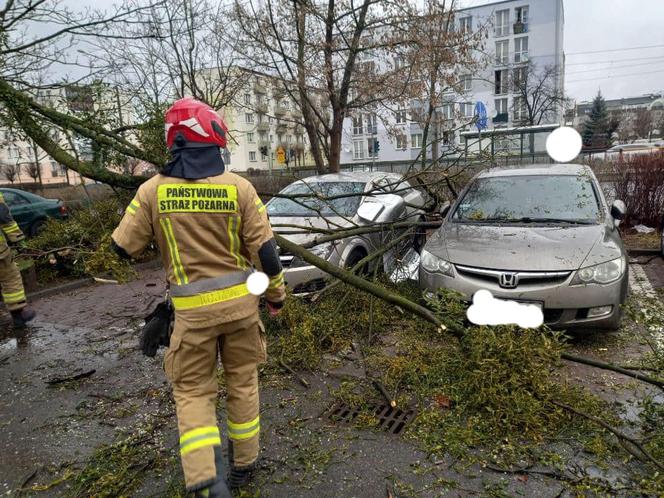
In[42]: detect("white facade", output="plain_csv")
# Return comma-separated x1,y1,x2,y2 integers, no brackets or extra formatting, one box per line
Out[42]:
340,0,565,165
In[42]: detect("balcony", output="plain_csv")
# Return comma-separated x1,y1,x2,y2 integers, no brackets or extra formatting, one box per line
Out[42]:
514,51,529,64
255,102,268,113
257,122,270,132
276,120,288,132
513,22,528,34
258,139,270,149
493,113,508,123
253,81,266,94
274,104,288,116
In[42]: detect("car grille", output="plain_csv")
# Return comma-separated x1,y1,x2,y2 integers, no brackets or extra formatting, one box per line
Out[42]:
454,264,571,289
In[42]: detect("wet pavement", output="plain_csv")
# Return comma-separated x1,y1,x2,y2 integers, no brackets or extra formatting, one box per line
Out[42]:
0,265,662,497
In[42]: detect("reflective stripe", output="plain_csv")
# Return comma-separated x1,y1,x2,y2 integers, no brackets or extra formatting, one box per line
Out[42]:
227,216,247,270
3,290,26,304
2,222,21,234
268,271,285,289
180,426,221,456
255,198,266,213
126,199,140,215
171,283,250,310
170,270,254,297
159,218,189,285
227,416,260,441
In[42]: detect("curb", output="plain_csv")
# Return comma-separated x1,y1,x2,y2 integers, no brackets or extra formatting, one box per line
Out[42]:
627,248,662,257
27,259,162,301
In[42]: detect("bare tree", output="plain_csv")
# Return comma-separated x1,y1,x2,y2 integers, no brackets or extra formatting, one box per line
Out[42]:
510,62,568,127
634,108,653,140
1,163,20,183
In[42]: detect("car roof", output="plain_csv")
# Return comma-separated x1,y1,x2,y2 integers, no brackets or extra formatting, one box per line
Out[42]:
477,163,594,178
299,171,402,183
0,187,44,200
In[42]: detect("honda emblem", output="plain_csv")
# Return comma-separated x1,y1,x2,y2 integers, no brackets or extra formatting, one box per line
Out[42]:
499,272,519,288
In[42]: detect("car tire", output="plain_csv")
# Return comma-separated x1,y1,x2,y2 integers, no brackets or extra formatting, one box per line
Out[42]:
345,248,369,274
30,219,47,237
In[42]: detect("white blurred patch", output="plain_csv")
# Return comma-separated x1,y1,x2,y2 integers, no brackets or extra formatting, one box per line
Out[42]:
247,272,269,296
466,289,544,329
546,126,582,163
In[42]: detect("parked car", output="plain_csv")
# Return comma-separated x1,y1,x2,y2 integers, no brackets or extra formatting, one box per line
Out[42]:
419,164,629,330
267,172,427,293
0,188,68,236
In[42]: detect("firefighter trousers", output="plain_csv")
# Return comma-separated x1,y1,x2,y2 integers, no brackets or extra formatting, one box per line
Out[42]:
164,312,266,491
0,254,26,312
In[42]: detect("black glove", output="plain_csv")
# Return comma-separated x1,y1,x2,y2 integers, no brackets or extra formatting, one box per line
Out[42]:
139,300,174,357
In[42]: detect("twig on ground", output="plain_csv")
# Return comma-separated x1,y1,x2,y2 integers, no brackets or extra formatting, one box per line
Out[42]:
279,358,310,388
46,369,96,385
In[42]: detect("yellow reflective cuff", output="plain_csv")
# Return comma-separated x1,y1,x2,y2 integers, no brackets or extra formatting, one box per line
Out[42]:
130,199,140,208
157,184,238,213
227,416,260,441
180,437,222,456
160,218,189,285
126,205,137,215
171,283,251,310
2,223,21,234
3,290,26,304
268,272,285,289
180,426,220,445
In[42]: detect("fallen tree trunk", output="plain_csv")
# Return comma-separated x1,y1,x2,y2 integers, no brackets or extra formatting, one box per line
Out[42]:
274,234,664,390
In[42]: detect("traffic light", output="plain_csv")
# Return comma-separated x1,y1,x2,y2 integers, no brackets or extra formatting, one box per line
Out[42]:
375,140,380,152
259,146,268,156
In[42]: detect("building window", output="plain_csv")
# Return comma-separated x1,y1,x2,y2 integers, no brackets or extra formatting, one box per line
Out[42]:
443,131,455,145
352,116,363,135
244,93,251,105
353,139,365,159
50,160,59,177
495,70,508,95
495,40,509,65
411,133,422,148
261,150,267,161
514,96,527,122
245,113,254,124
249,151,257,161
8,145,20,159
461,74,472,92
396,134,407,150
259,132,267,142
459,16,472,33
460,102,474,117
366,113,377,135
394,56,405,70
247,132,255,143
395,109,407,124
367,137,379,158
441,103,453,120
495,9,510,37
270,134,274,143
514,37,529,63
494,98,509,123
515,6,529,33
513,66,527,90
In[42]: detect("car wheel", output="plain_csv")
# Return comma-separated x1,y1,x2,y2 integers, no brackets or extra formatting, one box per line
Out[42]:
345,248,369,274
30,219,47,237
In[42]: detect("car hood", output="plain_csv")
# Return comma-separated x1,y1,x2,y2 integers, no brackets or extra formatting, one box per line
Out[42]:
270,215,355,247
425,222,623,271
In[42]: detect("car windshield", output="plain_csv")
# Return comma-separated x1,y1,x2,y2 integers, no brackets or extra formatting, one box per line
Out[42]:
267,181,366,217
452,175,601,224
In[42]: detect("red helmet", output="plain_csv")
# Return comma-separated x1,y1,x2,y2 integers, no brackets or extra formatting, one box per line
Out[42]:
164,97,228,149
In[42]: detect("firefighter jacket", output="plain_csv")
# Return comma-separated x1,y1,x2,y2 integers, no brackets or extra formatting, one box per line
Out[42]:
111,172,286,329
0,192,25,259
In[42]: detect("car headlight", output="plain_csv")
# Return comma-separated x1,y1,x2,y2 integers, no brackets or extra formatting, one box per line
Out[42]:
308,242,336,260
571,257,625,285
420,249,454,277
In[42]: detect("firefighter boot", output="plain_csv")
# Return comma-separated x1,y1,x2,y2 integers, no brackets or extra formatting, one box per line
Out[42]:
228,440,257,489
193,447,232,498
11,307,36,328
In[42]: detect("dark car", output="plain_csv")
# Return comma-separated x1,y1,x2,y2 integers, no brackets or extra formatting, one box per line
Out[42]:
0,188,68,236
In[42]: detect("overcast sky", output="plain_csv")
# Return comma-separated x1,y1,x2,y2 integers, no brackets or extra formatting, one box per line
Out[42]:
461,0,664,103
37,0,664,104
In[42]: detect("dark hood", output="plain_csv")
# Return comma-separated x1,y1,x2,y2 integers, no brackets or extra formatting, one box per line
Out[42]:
162,143,225,179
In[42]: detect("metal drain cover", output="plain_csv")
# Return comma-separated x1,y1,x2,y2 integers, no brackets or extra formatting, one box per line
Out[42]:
326,402,417,435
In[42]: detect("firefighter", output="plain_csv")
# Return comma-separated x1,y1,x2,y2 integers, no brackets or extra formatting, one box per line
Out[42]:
0,192,36,328
111,97,286,497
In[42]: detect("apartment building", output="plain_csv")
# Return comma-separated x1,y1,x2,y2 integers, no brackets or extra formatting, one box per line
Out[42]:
340,0,565,165
221,70,317,172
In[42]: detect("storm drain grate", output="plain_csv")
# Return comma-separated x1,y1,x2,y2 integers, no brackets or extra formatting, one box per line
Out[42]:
326,402,417,435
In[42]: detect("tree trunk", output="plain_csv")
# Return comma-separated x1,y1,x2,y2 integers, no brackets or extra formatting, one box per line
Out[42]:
328,114,344,174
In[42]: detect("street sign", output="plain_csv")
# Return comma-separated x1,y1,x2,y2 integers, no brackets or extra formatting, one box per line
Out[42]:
276,146,286,165
474,101,488,131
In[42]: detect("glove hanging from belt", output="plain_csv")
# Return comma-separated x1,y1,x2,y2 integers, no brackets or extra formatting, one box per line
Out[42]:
139,298,174,357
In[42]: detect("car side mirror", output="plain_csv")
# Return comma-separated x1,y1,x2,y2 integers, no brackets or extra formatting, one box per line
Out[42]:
439,201,451,218
610,200,626,227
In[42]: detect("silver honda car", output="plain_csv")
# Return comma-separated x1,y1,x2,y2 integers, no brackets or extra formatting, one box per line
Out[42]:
419,164,629,330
